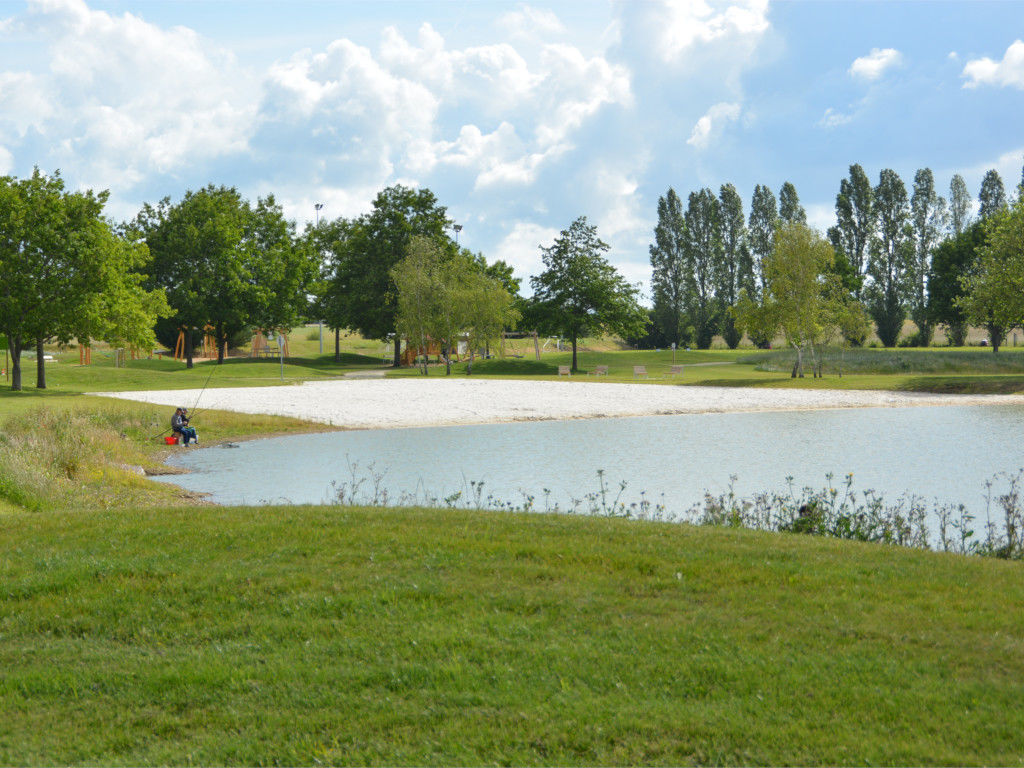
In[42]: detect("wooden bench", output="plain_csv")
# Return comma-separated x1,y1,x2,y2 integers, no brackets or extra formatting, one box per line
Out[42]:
669,364,684,375
558,365,571,377
633,365,648,378
590,365,609,376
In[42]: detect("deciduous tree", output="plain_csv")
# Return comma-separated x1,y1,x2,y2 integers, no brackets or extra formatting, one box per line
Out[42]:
779,181,807,225
908,168,947,345
717,183,749,348
683,188,722,349
949,173,972,235
979,169,1006,219
529,217,647,371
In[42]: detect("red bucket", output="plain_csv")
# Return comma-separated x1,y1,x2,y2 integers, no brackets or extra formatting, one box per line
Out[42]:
164,435,179,445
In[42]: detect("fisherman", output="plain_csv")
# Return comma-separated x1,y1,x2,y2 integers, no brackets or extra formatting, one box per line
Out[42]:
171,407,198,446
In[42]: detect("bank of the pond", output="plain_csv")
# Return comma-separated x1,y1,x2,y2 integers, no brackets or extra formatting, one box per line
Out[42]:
2,502,1024,765
95,378,1024,430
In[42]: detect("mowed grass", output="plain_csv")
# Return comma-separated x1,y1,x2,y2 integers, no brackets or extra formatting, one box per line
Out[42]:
2,504,1023,765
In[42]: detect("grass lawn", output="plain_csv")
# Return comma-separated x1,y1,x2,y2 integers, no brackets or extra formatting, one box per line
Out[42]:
2,504,1023,765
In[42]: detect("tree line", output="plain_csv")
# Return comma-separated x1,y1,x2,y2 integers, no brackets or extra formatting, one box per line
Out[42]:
1,170,647,390
646,163,1024,353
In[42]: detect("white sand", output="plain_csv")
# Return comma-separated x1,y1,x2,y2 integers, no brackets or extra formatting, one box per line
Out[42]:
94,378,1024,430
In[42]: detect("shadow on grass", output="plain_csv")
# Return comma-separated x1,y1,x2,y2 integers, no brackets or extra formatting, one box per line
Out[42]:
896,376,1024,395
688,377,785,388
454,359,558,376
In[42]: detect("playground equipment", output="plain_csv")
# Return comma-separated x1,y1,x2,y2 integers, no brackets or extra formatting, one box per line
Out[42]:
499,331,541,360
250,329,290,359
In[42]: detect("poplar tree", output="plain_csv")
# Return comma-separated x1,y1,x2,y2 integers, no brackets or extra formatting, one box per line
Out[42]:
866,169,912,347
717,183,749,348
779,181,807,225
979,170,1007,219
908,168,947,345
648,188,689,347
684,188,723,349
828,164,874,294
746,184,778,347
948,173,972,235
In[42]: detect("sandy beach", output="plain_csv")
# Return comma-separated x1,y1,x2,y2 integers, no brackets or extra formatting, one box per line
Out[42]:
95,378,1024,430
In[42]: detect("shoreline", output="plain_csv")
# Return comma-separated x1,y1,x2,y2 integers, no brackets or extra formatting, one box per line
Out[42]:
94,378,1024,431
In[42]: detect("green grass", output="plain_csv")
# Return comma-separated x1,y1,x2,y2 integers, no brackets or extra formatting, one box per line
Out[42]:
741,347,1024,375
1,504,1023,765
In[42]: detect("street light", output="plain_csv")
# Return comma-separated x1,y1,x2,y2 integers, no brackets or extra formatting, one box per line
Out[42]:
314,202,324,226
453,223,462,245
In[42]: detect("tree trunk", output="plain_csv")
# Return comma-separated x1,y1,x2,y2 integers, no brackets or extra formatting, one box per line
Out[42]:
392,336,401,367
989,323,1004,354
35,338,46,389
186,327,194,369
9,335,22,391
334,328,340,363
216,321,226,364
571,333,578,372
791,344,803,378
419,332,429,375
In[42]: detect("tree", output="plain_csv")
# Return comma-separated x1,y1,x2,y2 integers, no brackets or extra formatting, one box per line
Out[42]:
908,168,947,345
747,184,778,346
0,170,165,390
929,221,985,346
828,163,874,295
960,198,1024,352
866,168,912,347
979,169,1007,219
734,223,839,377
717,183,749,349
529,217,647,371
949,173,972,235
683,188,722,349
330,185,452,366
136,186,310,367
779,181,807,225
304,216,352,362
649,188,689,347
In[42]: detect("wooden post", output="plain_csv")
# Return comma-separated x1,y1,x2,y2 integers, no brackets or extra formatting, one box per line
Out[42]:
533,331,541,360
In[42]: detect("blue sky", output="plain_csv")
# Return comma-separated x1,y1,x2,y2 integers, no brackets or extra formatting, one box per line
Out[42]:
1,0,1022,297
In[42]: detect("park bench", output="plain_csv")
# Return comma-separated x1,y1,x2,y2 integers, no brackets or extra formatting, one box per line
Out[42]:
558,365,571,377
633,365,648,378
590,365,609,376
669,364,683,375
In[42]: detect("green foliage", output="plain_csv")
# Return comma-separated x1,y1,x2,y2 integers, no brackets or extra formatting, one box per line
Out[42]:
978,168,1007,219
908,167,946,345
949,173,972,235
778,180,807,225
529,217,647,370
135,186,312,366
828,163,873,292
0,169,166,391
683,188,722,349
648,188,689,347
321,186,452,365
866,168,912,347
960,197,1024,352
929,221,986,346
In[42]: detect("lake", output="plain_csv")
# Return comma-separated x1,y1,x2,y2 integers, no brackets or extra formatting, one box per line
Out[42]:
155,405,1024,520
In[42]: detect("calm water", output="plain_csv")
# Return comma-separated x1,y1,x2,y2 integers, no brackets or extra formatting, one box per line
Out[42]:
156,405,1024,517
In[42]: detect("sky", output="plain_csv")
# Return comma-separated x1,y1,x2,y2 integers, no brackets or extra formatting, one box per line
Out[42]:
1,0,1022,298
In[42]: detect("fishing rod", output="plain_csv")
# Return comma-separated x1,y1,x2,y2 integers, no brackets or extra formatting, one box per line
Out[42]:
148,362,218,440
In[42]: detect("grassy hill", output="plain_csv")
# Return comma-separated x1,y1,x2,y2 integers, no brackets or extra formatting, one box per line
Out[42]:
2,503,1023,765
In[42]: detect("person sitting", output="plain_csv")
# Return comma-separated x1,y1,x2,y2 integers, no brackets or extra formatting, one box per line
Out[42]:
171,407,198,446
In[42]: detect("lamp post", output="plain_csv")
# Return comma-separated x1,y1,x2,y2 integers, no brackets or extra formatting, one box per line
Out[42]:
453,223,462,245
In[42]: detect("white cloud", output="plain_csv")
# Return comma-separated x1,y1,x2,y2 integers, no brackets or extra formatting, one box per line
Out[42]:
0,144,12,174
0,0,254,190
818,107,852,128
948,51,959,61
498,5,566,39
687,101,741,148
654,0,770,62
492,221,561,290
962,39,1024,89
849,47,902,81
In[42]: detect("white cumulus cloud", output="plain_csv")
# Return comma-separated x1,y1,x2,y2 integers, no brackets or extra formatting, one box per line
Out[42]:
498,5,566,39
818,107,852,128
654,0,770,61
962,39,1024,89
849,47,902,81
687,101,741,148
